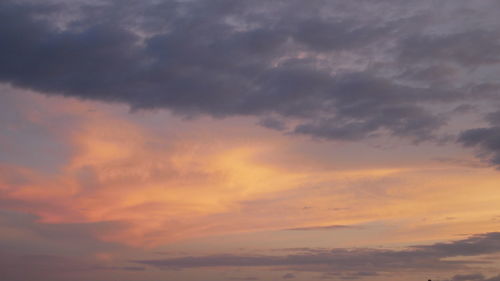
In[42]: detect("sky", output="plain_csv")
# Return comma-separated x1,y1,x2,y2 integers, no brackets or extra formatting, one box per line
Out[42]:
1,0,500,280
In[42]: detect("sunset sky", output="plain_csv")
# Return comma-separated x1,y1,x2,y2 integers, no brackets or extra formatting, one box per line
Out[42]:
1,1,500,281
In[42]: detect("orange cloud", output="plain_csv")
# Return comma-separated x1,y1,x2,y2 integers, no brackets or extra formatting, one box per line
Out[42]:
2,90,500,247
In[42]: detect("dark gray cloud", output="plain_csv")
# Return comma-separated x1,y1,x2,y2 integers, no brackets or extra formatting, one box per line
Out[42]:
232,277,260,281
282,273,296,279
399,30,500,67
2,0,500,145
258,117,288,131
458,125,500,167
446,274,500,281
456,106,500,168
134,232,500,276
320,271,379,280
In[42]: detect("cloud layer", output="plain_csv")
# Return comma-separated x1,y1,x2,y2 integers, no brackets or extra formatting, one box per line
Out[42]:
136,232,500,275
1,0,499,147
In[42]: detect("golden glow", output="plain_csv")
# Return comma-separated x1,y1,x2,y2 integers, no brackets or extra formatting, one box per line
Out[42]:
1,91,500,247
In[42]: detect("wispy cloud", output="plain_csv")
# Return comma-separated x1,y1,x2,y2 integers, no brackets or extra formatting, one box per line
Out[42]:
445,273,500,281
284,225,357,231
135,232,500,275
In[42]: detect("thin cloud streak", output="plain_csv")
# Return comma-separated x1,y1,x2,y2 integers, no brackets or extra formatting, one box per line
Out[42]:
135,232,500,274
284,225,357,231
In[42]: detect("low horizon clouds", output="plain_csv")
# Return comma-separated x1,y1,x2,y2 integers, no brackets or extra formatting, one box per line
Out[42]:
135,232,500,275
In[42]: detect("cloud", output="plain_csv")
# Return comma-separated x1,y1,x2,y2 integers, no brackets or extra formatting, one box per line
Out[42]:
1,0,499,144
0,252,146,281
320,271,379,280
458,125,500,168
446,274,500,281
258,117,288,132
412,232,500,256
285,225,355,231
1,89,499,248
233,277,260,281
134,232,500,275
399,30,500,67
0,210,147,281
457,106,500,168
3,88,499,247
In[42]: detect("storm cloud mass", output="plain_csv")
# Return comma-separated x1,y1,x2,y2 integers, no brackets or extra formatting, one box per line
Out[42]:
1,0,500,148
